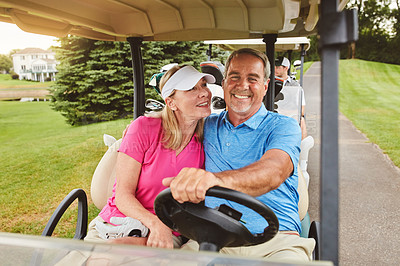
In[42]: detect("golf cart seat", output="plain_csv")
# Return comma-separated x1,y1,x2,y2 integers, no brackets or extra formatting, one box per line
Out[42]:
90,136,121,209
300,135,314,188
275,85,303,124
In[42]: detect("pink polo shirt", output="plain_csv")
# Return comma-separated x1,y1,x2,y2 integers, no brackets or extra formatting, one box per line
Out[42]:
99,116,205,224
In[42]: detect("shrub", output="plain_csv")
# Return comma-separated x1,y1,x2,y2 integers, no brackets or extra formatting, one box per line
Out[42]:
11,74,19,80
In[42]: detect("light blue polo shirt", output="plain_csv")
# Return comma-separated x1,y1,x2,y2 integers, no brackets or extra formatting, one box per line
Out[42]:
204,105,302,233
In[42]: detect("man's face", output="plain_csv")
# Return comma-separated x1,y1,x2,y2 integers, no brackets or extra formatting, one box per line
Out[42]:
223,53,268,120
275,65,287,78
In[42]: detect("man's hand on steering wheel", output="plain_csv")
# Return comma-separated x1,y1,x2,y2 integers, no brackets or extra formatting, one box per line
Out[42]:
162,168,223,203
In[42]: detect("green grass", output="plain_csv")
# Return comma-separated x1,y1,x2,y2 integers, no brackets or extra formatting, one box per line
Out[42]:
339,59,400,167
0,74,53,89
295,61,313,81
0,101,131,237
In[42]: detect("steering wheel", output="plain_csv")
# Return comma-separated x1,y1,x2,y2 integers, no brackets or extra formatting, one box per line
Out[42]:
154,186,279,251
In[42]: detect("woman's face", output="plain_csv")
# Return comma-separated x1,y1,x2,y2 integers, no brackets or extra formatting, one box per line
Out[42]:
168,77,212,122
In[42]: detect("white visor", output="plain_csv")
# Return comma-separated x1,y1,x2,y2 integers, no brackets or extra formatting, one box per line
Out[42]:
161,66,216,100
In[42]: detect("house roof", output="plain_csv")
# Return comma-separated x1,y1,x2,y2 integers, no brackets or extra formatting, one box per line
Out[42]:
14,48,53,55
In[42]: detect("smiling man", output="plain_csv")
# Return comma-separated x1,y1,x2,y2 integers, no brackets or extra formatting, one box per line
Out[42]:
163,48,315,261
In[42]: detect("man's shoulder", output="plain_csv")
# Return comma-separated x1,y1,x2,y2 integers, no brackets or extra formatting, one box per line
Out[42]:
264,111,300,129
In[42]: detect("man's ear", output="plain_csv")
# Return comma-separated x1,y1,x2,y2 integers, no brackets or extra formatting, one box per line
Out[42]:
165,97,177,111
264,78,270,95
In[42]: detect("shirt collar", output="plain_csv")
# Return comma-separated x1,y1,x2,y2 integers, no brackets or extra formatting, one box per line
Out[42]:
284,76,293,85
223,105,268,130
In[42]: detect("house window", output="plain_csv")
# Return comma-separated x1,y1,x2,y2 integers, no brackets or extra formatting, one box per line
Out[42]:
21,56,25,60
21,65,26,70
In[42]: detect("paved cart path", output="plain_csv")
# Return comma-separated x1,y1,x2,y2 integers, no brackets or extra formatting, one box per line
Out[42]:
0,88,49,99
304,62,400,265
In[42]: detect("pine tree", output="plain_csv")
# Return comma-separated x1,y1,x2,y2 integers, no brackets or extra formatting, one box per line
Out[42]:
50,36,95,125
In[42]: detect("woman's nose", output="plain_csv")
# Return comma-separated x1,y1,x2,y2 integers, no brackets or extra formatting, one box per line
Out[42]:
199,86,211,98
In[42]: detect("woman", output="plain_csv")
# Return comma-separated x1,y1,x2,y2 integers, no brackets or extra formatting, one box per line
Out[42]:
85,65,214,249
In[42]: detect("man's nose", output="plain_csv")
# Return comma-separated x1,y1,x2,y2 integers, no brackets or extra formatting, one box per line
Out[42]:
236,78,249,88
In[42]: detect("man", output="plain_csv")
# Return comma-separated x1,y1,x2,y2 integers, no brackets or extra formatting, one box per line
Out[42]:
163,48,315,261
275,56,307,139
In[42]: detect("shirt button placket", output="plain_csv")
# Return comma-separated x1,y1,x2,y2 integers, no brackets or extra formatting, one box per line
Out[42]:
226,128,235,148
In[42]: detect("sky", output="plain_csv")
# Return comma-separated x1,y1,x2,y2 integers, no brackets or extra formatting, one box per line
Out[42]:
0,21,59,55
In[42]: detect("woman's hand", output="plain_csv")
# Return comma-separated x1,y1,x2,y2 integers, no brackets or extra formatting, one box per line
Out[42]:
146,219,174,249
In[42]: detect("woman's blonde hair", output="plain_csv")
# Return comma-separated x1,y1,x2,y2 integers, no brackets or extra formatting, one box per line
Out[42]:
147,65,204,150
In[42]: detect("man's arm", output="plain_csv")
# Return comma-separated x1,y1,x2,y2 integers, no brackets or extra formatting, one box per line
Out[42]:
162,148,293,203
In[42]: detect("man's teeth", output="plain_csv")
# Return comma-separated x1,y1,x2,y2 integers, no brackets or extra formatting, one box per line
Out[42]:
198,102,208,106
234,94,250,99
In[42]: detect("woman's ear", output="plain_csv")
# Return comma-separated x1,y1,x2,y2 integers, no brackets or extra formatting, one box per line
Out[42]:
165,97,177,111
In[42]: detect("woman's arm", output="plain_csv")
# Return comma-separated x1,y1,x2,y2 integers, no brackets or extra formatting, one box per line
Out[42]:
114,152,174,248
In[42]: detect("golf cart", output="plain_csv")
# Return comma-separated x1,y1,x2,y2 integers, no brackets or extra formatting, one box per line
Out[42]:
0,0,357,265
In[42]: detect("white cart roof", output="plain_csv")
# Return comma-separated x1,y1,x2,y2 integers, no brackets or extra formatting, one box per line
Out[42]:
0,0,348,41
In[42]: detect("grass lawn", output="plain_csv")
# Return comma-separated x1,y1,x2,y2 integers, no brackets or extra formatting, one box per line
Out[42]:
0,101,131,237
339,59,400,168
295,61,313,81
0,74,53,89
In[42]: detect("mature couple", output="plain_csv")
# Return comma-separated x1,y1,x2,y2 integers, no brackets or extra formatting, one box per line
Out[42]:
86,48,315,261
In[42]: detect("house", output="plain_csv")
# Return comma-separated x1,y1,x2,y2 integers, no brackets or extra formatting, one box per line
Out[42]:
12,48,58,82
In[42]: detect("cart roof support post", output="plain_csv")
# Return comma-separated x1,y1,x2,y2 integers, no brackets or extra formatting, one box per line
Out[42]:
263,34,277,111
287,50,293,76
207,44,213,61
127,37,145,119
319,1,358,264
300,44,306,86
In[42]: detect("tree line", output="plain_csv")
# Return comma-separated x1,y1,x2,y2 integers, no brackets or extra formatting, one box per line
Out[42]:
303,0,400,63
